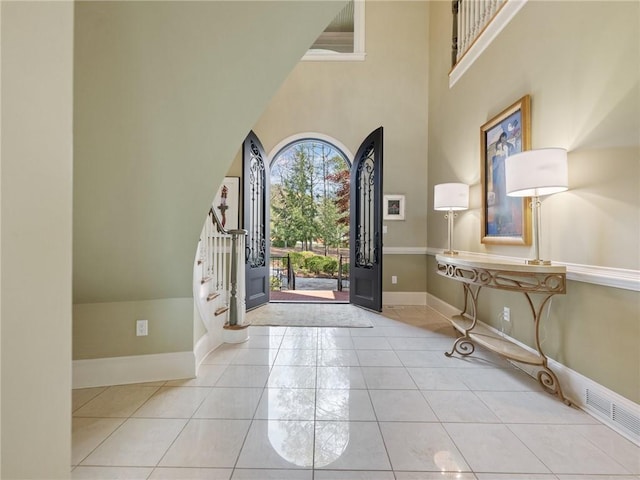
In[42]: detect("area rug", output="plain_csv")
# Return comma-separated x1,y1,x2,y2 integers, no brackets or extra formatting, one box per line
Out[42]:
246,303,375,328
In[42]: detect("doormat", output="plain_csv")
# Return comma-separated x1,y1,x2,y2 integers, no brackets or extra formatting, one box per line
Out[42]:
246,303,375,328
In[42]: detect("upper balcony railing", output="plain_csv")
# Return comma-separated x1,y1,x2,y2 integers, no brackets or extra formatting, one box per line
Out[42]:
450,0,527,87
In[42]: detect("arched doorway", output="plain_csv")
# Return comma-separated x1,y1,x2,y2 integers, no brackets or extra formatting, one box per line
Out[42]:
243,128,383,311
268,134,352,304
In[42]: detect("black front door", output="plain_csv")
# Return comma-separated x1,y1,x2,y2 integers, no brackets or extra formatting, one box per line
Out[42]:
349,127,383,312
243,131,270,310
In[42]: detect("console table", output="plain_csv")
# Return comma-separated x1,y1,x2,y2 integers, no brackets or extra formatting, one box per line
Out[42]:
435,253,570,405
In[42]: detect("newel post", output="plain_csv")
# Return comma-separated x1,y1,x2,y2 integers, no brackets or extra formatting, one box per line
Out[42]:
223,229,249,343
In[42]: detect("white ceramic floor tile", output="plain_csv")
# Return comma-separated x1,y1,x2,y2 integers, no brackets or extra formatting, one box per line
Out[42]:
555,476,638,480
82,418,187,467
274,349,318,366
380,422,470,472
268,366,316,388
316,389,376,421
159,419,251,468
72,417,126,465
407,367,469,390
317,367,367,389
320,336,355,350
70,304,632,479
508,424,633,474
193,387,263,419
238,335,283,349
396,350,452,368
422,390,501,423
361,366,417,389
71,466,154,479
236,420,315,469
214,365,270,388
166,365,228,387
355,350,402,367
248,326,288,336
231,469,312,479
73,387,109,412
73,385,161,418
254,388,316,420
315,421,391,470
229,348,278,366
476,391,596,424
315,470,395,479
379,325,449,338
318,349,360,367
570,424,640,474
444,423,550,473
201,347,239,365
458,367,542,391
348,327,383,337
395,473,478,480
133,387,211,418
475,475,558,480
369,389,438,422
320,328,353,338
387,336,456,350
351,336,393,350
280,335,318,350
149,467,233,479
284,326,318,337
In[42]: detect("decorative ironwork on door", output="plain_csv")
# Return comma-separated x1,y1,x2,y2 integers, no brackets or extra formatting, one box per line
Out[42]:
243,131,270,310
355,143,377,269
350,127,383,312
246,138,266,269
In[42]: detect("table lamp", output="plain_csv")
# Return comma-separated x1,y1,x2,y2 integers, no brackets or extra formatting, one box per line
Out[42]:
505,148,568,265
434,182,469,255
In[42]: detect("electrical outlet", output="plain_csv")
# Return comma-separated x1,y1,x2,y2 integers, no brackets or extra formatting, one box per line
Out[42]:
383,225,388,234
391,275,398,284
503,307,510,322
136,319,148,336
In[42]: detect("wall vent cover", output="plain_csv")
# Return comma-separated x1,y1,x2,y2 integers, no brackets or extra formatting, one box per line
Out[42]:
586,388,640,444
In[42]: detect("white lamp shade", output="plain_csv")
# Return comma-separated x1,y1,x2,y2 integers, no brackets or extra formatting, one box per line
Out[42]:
434,183,469,211
505,148,568,197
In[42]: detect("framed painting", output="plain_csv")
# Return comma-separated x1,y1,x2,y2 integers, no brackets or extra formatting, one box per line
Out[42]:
213,176,240,230
383,194,405,220
481,95,532,245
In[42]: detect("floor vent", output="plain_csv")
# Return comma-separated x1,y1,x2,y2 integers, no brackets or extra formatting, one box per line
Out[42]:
612,403,640,438
586,388,640,443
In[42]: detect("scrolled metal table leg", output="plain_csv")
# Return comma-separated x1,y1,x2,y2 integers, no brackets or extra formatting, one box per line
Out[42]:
445,337,475,357
537,367,571,406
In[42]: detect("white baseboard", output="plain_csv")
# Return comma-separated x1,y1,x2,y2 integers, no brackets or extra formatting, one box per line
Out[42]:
73,351,196,389
194,331,224,373
383,291,427,306
426,293,640,446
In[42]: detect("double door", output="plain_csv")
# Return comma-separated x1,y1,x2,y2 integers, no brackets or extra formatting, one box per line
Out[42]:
243,128,384,312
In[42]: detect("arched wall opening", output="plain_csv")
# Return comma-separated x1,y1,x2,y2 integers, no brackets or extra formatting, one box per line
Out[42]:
268,133,352,301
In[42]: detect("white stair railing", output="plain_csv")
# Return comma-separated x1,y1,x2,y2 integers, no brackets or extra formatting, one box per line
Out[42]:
453,0,506,64
195,208,247,333
450,0,526,87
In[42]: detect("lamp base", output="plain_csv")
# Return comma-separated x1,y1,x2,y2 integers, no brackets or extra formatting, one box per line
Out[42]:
526,259,552,266
443,250,459,256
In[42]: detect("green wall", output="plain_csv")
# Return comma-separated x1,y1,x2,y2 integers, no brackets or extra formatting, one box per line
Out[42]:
427,1,640,402
1,2,73,477
72,1,347,360
253,1,430,288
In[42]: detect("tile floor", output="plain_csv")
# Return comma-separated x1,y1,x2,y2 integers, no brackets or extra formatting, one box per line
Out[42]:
72,305,640,479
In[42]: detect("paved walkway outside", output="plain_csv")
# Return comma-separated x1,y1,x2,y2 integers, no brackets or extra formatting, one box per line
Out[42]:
270,276,349,303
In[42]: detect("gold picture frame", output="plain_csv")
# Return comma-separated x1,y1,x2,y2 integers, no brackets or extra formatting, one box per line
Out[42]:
480,95,532,245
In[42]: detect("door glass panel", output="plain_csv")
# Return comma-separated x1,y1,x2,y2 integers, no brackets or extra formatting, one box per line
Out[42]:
355,145,375,269
247,139,266,269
